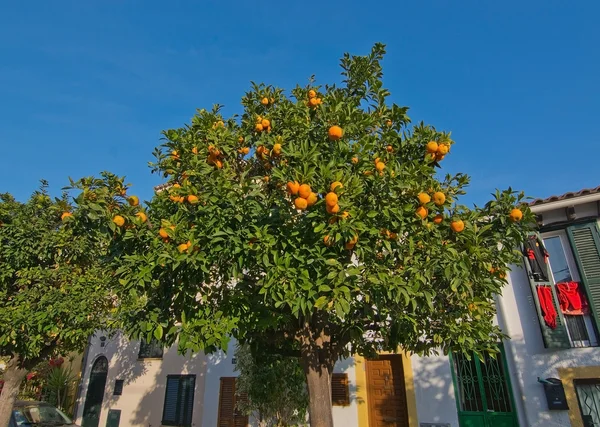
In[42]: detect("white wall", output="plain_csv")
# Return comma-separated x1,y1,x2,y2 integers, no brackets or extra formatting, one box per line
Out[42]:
332,357,359,427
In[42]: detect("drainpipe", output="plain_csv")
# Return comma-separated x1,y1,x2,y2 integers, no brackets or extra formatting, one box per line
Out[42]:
495,285,531,427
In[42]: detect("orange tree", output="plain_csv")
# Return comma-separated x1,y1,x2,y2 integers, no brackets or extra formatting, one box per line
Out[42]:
113,44,532,426
0,176,136,427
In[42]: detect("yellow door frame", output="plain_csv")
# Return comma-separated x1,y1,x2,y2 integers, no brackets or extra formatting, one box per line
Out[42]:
558,365,600,427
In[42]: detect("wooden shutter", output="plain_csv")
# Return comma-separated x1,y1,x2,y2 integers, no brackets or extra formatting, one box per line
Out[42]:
180,376,195,426
331,373,350,406
162,376,180,425
522,233,571,348
218,377,248,427
568,222,600,331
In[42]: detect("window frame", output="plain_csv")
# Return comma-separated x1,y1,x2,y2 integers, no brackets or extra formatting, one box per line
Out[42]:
161,374,196,427
331,373,350,406
542,230,598,348
113,379,124,396
137,338,164,360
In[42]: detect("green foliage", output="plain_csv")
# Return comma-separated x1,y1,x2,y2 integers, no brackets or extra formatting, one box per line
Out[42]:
234,345,308,426
112,43,533,363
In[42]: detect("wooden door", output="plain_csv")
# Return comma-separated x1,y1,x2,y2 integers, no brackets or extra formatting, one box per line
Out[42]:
365,355,409,427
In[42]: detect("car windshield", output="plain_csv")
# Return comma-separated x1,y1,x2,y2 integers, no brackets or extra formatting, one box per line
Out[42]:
13,404,72,426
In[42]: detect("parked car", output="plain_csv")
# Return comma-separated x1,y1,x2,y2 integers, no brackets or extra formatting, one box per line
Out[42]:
10,401,77,427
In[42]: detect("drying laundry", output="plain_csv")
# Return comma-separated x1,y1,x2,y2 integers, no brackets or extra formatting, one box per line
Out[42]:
537,285,557,329
524,235,550,282
556,281,589,315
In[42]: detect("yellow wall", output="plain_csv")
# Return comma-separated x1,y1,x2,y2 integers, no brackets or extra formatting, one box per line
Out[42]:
558,365,600,427
354,351,418,427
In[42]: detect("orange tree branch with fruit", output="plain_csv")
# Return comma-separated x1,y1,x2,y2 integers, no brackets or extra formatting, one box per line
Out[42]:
111,43,532,427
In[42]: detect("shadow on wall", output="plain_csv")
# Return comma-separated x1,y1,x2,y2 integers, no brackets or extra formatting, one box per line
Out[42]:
334,356,363,406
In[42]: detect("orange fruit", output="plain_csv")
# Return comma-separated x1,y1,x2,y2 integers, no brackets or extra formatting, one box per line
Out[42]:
308,89,316,99
214,120,225,128
262,176,270,182
308,97,319,107
375,161,386,172
191,147,198,155
113,215,125,227
325,192,338,207
169,195,178,202
340,211,350,220
386,120,393,127
238,136,244,144
435,153,445,161
328,125,343,141
433,214,444,224
418,193,431,204
172,183,181,189
426,141,438,153
389,232,398,239
432,192,446,206
261,119,270,128
374,157,381,165
239,147,250,155
287,181,300,195
306,192,318,206
416,206,428,219
255,123,264,132
135,212,147,223
386,145,393,153
363,171,373,176
298,184,312,199
261,97,269,105
177,196,185,203
177,243,189,253
171,150,179,159
451,219,465,232
330,181,343,192
159,228,169,239
351,156,359,164
345,234,358,250
273,143,282,155
214,160,223,169
61,212,73,221
323,235,332,246
326,204,340,214
294,197,308,210
437,144,450,155
509,208,523,222
316,98,322,104
187,195,199,204
208,145,216,153
256,115,263,122
128,196,139,206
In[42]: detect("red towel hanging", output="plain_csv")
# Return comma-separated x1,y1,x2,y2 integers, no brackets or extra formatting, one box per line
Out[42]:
537,285,557,329
556,281,588,315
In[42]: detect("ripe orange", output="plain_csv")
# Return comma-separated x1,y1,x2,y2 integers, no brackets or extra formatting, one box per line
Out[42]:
214,160,223,169
177,196,185,203
340,211,350,220
191,147,198,155
208,145,215,153
326,204,340,214
435,153,445,161
308,89,316,99
386,120,393,127
351,156,359,164
325,192,338,207
294,197,308,210
306,192,318,206
287,181,300,195
437,144,450,155
214,120,225,128
309,97,319,107
433,214,444,224
426,141,438,154
113,215,125,227
128,195,139,206
316,98,322,104
239,147,250,155
298,184,312,199
374,157,380,165
177,243,189,253
187,195,199,204
330,181,343,192
238,136,244,144
261,97,269,105
363,170,373,176
375,161,386,172
135,212,147,223
328,125,343,141
345,234,358,250
418,193,431,204
323,235,332,246
509,208,523,222
273,143,282,155
416,206,428,219
262,176,270,182
172,183,181,188
171,150,180,160
386,145,393,153
255,123,264,132
432,192,446,206
261,119,271,129
61,212,73,221
159,228,169,239
451,219,465,232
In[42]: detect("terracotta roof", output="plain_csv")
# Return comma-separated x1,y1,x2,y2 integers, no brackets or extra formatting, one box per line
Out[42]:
530,185,600,206
154,183,172,192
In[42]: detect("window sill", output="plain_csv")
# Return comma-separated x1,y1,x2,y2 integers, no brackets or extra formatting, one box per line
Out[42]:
137,357,163,361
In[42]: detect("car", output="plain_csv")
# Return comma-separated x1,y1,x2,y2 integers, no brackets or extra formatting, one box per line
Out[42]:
10,401,78,427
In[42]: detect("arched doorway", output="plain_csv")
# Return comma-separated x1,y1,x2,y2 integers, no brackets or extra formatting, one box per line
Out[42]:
82,356,108,427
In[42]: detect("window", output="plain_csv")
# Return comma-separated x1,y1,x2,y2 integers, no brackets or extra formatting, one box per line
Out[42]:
575,379,600,427
543,231,598,348
217,377,248,427
162,375,195,427
331,373,350,406
113,379,124,396
138,339,164,359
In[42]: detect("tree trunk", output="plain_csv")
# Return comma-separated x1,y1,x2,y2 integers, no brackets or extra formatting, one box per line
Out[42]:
0,357,28,427
300,344,333,427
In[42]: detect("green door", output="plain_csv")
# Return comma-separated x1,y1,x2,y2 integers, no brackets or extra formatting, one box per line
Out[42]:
451,347,519,427
82,356,108,427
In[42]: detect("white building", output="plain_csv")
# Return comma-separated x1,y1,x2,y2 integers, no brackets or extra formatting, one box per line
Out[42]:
74,186,600,427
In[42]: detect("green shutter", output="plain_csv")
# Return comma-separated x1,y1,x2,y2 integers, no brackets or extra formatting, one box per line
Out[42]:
522,233,571,348
567,222,600,332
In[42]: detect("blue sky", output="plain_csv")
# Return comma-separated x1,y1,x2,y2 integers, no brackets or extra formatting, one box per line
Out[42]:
1,0,598,205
